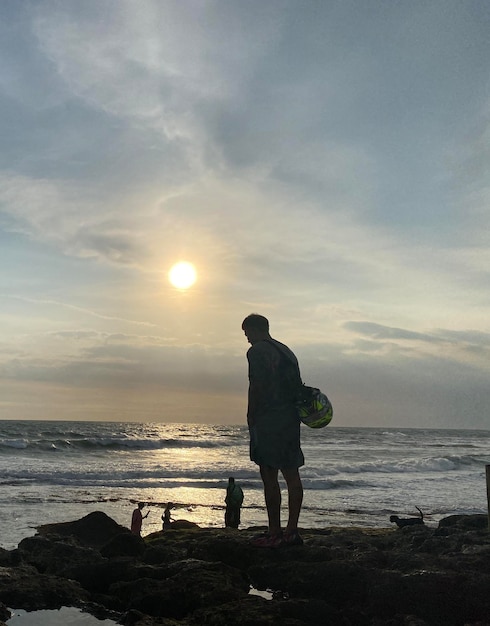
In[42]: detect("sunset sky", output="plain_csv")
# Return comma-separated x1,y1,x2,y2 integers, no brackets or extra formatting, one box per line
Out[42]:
1,1,489,428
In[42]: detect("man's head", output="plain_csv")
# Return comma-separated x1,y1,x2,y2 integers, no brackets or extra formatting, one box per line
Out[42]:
242,314,270,345
138,502,145,510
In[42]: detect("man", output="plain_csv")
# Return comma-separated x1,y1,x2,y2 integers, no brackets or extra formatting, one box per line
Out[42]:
131,502,149,536
225,476,244,529
242,313,304,548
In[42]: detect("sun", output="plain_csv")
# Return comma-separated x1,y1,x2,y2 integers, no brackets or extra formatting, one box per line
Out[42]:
168,261,197,290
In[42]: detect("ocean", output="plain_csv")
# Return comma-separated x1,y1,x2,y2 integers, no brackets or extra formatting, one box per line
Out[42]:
1,421,489,551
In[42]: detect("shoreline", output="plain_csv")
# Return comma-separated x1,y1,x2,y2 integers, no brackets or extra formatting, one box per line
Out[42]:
2,423,488,559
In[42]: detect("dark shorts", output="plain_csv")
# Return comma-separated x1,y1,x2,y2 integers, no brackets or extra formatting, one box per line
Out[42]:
249,404,304,469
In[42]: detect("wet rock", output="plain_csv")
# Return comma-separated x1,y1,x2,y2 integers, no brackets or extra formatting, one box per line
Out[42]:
70,557,138,594
189,595,354,626
37,510,130,547
2,513,490,625
109,558,249,619
249,559,371,606
169,520,200,530
0,564,89,610
0,548,21,568
437,514,488,530
18,534,104,575
142,540,188,566
0,602,10,621
101,532,146,558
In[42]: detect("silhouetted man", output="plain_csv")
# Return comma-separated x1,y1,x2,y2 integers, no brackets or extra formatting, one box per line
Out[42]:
242,313,304,548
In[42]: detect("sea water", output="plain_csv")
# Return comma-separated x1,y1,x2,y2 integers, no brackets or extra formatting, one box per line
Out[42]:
7,607,117,626
1,421,489,551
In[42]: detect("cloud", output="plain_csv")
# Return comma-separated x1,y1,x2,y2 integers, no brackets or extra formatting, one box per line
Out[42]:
0,337,246,396
29,0,282,172
342,321,490,378
1,294,156,328
2,0,486,300
345,322,437,343
296,340,490,430
1,1,489,427
345,321,490,352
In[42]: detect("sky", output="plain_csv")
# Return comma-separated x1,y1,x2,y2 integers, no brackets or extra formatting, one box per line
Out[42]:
0,0,489,429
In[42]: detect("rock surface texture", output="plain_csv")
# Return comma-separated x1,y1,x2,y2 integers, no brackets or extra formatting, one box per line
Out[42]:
0,511,489,625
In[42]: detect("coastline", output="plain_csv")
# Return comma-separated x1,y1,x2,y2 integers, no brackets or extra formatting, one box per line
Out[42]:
1,511,490,625
2,422,489,555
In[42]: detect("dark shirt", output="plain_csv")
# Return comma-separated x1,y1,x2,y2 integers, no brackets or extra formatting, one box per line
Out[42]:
246,339,301,424
246,339,304,469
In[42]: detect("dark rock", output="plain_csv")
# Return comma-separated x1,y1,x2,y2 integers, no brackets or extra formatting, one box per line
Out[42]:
121,609,183,625
249,559,371,606
0,565,89,610
18,534,104,575
437,514,488,529
69,557,137,594
0,603,10,621
368,568,490,625
37,510,130,548
109,558,249,619
142,541,188,566
189,595,354,626
0,548,21,567
2,513,490,625
169,520,200,530
101,532,146,558
145,520,200,539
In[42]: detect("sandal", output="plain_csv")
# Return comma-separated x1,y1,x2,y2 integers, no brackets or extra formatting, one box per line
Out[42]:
250,533,283,548
282,530,303,546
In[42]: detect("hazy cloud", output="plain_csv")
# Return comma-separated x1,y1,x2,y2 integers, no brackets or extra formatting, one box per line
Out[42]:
1,1,489,426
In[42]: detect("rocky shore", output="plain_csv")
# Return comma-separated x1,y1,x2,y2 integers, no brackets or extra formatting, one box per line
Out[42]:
0,511,489,625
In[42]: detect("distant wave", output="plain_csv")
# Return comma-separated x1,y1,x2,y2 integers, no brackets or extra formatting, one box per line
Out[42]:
328,454,482,475
0,466,398,492
0,436,237,452
0,466,259,489
78,437,228,450
0,439,29,450
302,478,373,490
0,474,369,493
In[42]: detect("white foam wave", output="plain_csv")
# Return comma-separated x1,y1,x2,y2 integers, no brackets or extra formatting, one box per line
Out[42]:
303,478,370,490
0,465,258,489
0,439,28,449
0,436,227,452
330,455,475,475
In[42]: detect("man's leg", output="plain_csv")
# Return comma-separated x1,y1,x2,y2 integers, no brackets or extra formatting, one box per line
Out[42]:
259,465,281,535
281,467,303,533
236,505,241,528
230,506,239,529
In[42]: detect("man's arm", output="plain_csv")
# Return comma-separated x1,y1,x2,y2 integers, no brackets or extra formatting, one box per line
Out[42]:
247,381,262,425
247,345,272,425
